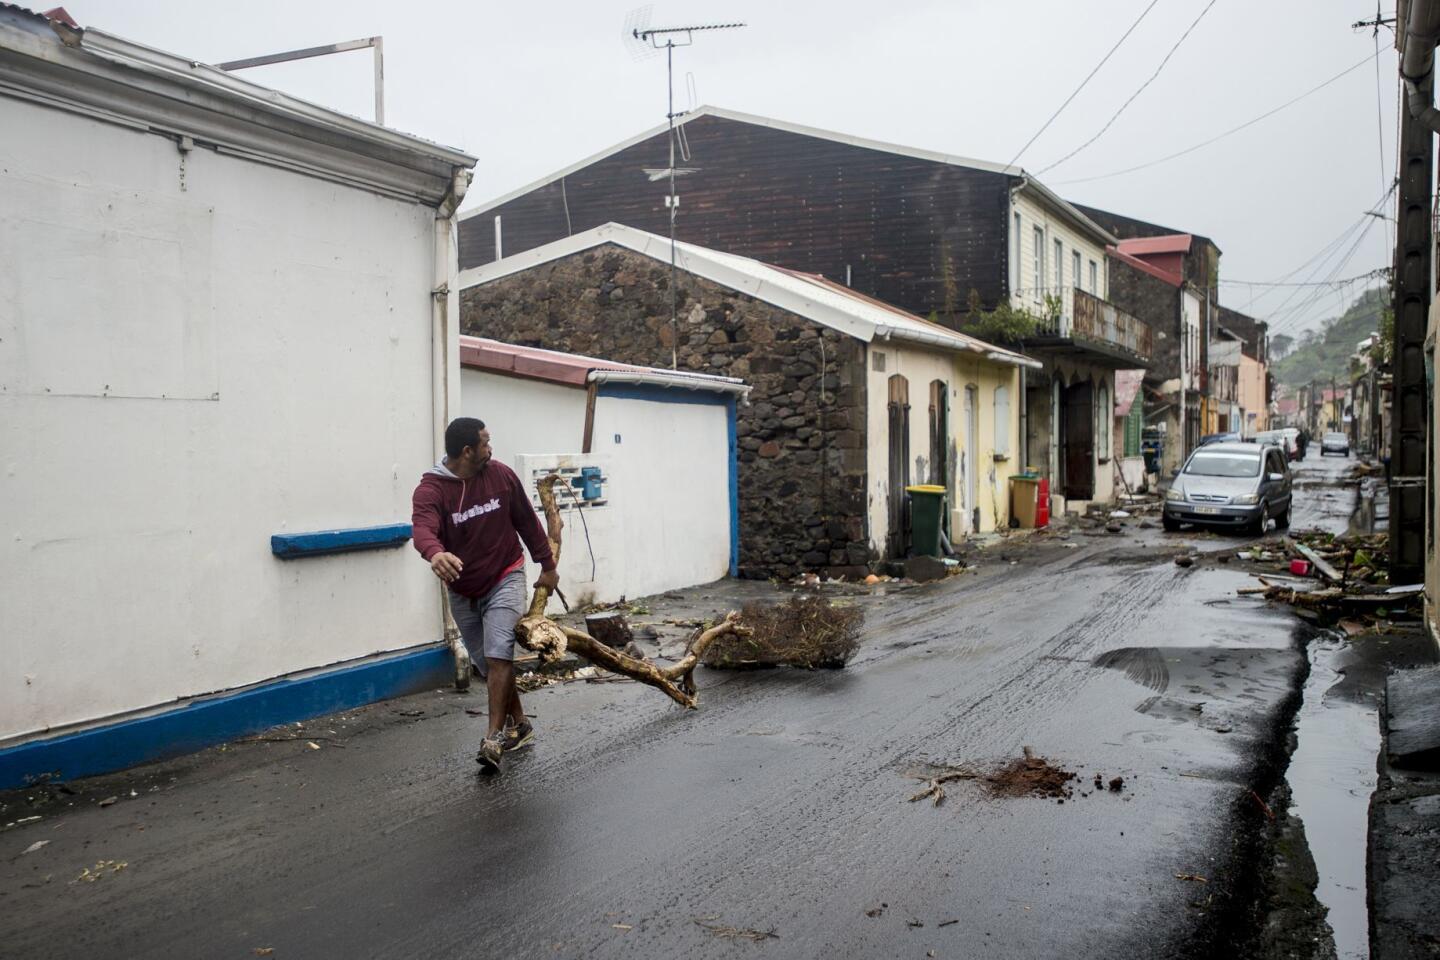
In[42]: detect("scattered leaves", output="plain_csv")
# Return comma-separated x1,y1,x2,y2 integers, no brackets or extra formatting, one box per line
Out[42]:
1175,873,1208,883
75,860,127,883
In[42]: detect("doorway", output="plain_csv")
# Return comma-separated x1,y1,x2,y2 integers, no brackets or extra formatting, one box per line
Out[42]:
887,374,910,558
928,380,950,540
1060,380,1095,501
964,384,979,533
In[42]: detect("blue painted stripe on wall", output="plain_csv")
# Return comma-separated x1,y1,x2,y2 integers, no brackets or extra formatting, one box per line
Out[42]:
727,396,739,576
0,645,452,790
271,523,412,558
594,382,734,407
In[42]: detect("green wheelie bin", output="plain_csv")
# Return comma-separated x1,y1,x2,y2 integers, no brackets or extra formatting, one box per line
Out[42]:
906,484,947,557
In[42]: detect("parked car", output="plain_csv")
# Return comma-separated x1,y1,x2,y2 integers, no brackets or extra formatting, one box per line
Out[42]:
1254,429,1299,461
1163,442,1292,535
1199,431,1241,446
1320,432,1350,456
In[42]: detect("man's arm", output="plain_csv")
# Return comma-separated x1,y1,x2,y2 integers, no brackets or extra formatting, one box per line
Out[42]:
508,470,557,578
412,484,462,583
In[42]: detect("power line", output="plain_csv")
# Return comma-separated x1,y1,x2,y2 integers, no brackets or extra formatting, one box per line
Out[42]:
1258,180,1396,333
1037,0,1218,175
1220,266,1391,288
1001,0,1161,173
1052,51,1379,185
1266,209,1387,334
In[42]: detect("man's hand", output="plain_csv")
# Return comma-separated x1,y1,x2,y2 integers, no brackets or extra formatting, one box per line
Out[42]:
534,568,559,593
430,552,463,583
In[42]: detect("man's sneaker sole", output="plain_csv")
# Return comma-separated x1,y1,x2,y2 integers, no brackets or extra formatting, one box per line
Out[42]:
475,741,504,773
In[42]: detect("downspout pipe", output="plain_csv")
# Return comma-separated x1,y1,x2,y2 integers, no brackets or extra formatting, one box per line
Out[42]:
1402,0,1440,132
433,165,472,690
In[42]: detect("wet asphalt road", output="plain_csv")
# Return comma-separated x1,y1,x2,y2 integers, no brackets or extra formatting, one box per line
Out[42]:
0,456,1361,959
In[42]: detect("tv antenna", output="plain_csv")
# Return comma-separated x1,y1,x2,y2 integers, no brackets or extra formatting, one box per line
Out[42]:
624,8,745,367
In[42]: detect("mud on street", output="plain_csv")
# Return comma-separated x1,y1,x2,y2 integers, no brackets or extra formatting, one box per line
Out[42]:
0,454,1410,959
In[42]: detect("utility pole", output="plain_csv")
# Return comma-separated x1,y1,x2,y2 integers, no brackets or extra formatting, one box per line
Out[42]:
1392,44,1430,583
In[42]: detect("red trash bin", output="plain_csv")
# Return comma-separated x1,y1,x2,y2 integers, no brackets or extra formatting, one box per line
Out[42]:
1035,477,1050,528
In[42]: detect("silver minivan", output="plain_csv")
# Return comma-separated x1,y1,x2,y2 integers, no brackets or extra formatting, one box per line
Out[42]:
1163,441,1293,534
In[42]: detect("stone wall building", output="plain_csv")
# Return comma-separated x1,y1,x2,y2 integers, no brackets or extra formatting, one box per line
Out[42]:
458,223,1038,580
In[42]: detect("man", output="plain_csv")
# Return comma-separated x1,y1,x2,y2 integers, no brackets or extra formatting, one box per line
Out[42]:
411,417,559,773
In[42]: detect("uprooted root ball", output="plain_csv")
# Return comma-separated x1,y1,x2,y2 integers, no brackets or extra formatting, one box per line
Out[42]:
701,596,864,670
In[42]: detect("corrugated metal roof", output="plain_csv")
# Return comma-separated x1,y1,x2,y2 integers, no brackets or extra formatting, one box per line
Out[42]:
459,336,749,394
458,223,1042,370
1117,234,1193,256
1107,246,1183,288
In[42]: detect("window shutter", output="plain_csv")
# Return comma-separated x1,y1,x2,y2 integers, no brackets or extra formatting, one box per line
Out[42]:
994,385,1011,457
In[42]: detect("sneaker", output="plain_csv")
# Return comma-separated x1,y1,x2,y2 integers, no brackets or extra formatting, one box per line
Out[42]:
475,731,505,772
504,719,535,752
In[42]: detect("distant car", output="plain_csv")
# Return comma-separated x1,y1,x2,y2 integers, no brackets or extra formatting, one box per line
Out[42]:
1320,432,1350,456
1254,429,1299,461
1199,432,1241,446
1163,442,1292,535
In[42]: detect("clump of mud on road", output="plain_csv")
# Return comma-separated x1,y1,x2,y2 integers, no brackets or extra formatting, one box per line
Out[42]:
701,595,863,670
908,747,1079,806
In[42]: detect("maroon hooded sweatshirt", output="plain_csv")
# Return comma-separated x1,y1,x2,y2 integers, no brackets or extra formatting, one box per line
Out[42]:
411,457,555,599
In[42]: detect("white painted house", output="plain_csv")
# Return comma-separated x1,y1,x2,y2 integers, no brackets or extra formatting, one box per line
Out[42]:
0,8,476,786
458,337,748,604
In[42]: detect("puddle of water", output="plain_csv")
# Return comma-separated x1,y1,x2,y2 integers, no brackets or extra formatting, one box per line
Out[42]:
1287,633,1380,960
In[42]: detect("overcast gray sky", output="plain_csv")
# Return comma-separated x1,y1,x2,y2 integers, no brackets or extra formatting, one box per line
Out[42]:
74,0,1397,337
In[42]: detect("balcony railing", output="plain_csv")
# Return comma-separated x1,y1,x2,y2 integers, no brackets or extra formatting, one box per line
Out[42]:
1030,288,1152,361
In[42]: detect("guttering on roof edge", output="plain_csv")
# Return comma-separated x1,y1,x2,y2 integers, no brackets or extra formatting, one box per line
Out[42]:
588,369,751,397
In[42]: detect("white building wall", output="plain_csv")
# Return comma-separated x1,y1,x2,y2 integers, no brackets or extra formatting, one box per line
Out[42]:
590,396,732,598
0,96,442,741
460,370,732,604
460,371,589,467
1009,193,1110,311
865,342,1023,554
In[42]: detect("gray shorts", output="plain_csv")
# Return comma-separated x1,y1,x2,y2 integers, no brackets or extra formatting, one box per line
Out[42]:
448,570,527,675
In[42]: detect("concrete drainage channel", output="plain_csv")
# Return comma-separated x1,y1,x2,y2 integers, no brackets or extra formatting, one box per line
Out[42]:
1265,471,1393,960
1286,630,1381,960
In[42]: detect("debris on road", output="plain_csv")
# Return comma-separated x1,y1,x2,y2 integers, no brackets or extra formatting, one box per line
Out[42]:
21,840,49,855
864,903,887,918
1235,531,1422,625
701,596,863,671
74,860,126,883
692,917,779,941
1174,873,1208,883
97,796,117,807
908,747,1079,806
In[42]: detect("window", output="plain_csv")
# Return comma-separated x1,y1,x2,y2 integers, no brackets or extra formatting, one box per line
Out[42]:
1013,213,1022,293
1089,260,1098,293
1072,250,1082,289
1185,452,1261,477
1053,238,1064,293
1032,226,1044,299
1097,380,1111,460
994,384,1011,458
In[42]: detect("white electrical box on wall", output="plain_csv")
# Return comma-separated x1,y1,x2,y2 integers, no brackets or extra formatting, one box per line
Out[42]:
514,453,621,609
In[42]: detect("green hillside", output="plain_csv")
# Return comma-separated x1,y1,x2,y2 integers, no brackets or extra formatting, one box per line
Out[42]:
1270,288,1387,387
